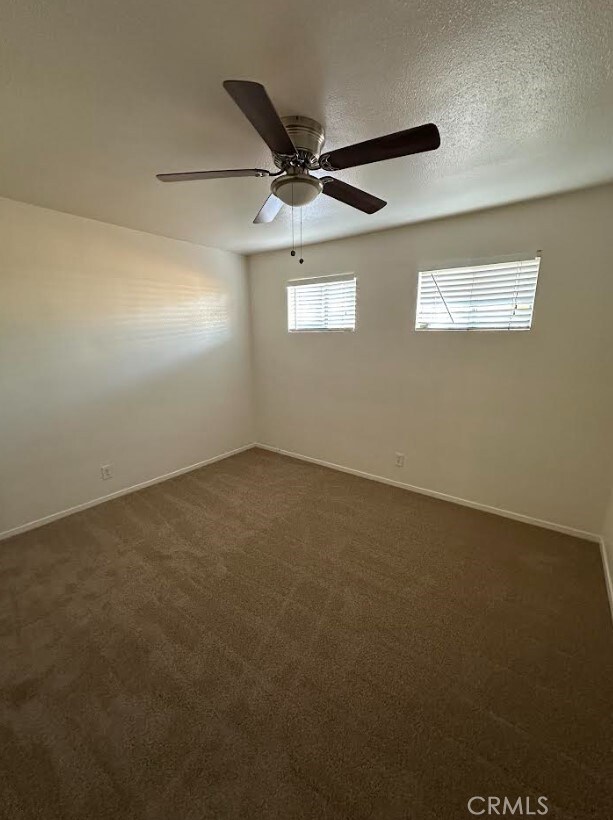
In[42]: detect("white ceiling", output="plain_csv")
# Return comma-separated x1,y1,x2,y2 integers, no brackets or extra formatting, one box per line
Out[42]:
1,0,612,254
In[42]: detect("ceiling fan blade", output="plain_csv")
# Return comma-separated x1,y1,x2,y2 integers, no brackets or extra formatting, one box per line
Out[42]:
253,194,284,224
320,177,386,214
223,80,295,156
157,168,271,182
319,123,440,171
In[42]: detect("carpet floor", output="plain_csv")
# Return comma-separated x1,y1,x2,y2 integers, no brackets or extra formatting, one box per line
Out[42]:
1,447,612,819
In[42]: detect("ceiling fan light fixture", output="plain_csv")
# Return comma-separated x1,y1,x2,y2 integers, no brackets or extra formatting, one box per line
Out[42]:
271,174,323,207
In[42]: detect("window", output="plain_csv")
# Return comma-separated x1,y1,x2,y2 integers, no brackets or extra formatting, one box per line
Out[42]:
287,275,356,332
415,257,541,331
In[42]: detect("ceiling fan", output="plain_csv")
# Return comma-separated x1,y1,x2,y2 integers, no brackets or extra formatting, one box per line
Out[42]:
156,80,440,224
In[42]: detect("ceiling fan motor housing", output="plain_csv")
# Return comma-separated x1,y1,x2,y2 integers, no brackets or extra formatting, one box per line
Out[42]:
274,116,325,167
270,116,326,207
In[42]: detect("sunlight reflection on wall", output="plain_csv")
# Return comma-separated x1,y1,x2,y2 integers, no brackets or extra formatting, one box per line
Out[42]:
92,273,235,393
1,264,237,413
111,276,231,349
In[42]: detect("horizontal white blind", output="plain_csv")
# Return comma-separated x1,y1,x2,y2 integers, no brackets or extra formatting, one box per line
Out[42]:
416,257,540,331
287,275,356,332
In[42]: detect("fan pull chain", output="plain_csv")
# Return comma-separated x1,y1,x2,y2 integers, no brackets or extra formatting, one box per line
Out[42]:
287,182,305,264
299,207,304,264
290,182,296,258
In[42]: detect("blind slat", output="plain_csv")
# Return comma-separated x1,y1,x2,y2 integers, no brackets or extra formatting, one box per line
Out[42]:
419,283,538,295
420,261,540,277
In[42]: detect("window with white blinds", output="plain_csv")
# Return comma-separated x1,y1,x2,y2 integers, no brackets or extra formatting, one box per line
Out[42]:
415,257,541,331
287,275,356,332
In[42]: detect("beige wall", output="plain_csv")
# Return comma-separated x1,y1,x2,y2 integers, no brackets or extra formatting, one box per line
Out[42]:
0,198,253,535
2,186,612,540
249,184,613,536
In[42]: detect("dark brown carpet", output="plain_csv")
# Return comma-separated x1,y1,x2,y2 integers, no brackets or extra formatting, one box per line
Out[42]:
1,448,612,819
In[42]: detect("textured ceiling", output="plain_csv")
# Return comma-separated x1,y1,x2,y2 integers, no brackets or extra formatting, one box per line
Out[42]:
1,0,612,254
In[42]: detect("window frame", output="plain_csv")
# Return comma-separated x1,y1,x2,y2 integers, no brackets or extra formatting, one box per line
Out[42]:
414,255,541,333
286,273,357,333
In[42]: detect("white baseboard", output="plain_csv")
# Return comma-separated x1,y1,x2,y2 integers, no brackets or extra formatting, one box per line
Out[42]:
0,443,256,542
599,537,613,625
255,443,600,543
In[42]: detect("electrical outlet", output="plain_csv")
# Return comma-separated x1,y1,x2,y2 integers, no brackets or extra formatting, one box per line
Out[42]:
395,453,405,468
100,464,113,480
